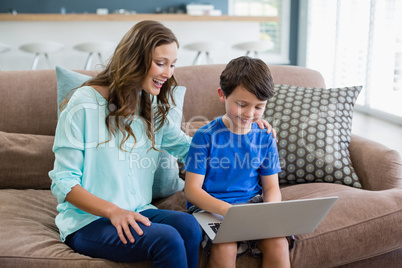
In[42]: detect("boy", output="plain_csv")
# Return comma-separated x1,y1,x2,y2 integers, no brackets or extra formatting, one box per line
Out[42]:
184,56,291,268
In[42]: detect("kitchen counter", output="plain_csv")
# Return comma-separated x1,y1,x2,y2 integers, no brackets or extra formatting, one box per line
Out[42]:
0,13,286,70
0,13,278,22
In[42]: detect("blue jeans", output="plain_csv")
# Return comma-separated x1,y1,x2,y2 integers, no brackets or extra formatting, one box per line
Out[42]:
65,209,202,268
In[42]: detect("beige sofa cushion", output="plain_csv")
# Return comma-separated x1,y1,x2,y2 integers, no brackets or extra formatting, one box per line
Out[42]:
0,131,54,189
1,186,400,268
281,183,402,267
0,189,153,267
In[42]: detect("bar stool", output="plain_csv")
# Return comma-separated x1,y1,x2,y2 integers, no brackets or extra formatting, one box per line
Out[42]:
73,41,116,70
232,40,274,57
0,43,11,70
19,42,64,70
183,41,225,65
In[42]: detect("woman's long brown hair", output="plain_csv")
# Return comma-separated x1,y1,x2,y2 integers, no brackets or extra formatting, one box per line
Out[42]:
60,20,178,151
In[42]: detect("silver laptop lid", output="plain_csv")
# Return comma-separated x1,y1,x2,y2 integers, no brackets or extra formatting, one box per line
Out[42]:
194,196,338,244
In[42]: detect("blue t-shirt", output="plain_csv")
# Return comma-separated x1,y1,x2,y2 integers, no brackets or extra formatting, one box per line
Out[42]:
184,116,281,208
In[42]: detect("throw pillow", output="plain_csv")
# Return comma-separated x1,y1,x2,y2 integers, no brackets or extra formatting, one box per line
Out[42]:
55,66,92,116
152,86,187,199
179,120,211,180
264,84,362,188
0,131,54,189
55,66,186,198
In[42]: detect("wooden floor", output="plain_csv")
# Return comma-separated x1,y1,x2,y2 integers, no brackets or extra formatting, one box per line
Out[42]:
352,111,402,156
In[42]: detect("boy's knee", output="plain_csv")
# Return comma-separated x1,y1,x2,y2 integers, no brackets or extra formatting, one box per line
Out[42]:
259,237,289,257
211,242,237,257
209,243,238,267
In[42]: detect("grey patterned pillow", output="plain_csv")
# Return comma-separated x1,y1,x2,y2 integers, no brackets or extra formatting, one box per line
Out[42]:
264,84,362,188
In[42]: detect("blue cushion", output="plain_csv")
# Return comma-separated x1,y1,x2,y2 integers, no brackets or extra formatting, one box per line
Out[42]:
55,66,91,117
55,66,186,199
152,86,186,199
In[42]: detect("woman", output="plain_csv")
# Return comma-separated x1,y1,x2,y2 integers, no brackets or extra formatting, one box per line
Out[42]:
49,20,201,268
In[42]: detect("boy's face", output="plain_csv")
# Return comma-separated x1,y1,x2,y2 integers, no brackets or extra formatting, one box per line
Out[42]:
218,85,267,134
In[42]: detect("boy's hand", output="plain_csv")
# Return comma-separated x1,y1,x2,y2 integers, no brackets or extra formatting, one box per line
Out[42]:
255,118,278,142
222,203,232,217
185,171,234,217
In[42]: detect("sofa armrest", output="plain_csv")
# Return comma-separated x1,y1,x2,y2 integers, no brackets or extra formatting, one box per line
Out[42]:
349,134,402,190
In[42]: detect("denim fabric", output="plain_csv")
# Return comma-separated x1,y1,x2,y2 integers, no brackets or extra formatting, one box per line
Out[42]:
65,209,202,268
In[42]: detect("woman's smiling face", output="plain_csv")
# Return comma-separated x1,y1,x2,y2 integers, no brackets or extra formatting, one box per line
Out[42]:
142,42,178,96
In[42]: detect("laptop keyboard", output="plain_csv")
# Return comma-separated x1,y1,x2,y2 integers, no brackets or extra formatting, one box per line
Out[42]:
208,222,221,233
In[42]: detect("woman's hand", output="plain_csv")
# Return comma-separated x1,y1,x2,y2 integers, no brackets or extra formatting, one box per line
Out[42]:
108,206,151,244
255,118,277,142
65,185,152,244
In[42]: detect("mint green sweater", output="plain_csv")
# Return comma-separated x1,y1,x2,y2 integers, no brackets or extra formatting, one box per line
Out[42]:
49,86,190,241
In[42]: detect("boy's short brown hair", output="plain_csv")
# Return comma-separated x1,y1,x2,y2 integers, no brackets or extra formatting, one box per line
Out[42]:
219,56,274,100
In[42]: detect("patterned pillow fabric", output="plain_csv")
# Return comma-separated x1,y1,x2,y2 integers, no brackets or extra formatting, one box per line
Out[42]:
264,84,362,188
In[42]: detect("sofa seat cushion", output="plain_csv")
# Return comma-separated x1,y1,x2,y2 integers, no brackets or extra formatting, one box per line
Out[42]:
0,131,54,189
0,186,400,268
154,186,402,268
0,189,152,267
281,183,402,267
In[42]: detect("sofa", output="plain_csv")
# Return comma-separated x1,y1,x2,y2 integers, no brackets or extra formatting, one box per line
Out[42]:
0,64,401,268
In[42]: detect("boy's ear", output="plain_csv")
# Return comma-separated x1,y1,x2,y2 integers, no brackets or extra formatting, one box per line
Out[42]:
217,88,226,103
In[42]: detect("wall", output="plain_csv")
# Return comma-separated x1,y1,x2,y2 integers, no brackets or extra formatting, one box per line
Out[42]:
0,20,261,70
0,0,300,67
0,0,228,15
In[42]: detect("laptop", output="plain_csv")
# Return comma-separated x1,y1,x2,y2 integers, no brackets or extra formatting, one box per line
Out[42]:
193,196,338,244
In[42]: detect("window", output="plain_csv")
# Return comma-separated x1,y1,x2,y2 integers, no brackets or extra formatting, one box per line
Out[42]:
299,0,402,122
229,0,290,64
394,1,402,93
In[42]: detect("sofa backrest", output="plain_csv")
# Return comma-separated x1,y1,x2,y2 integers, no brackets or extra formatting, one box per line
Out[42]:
0,69,96,136
0,70,57,135
0,65,325,190
0,65,325,136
